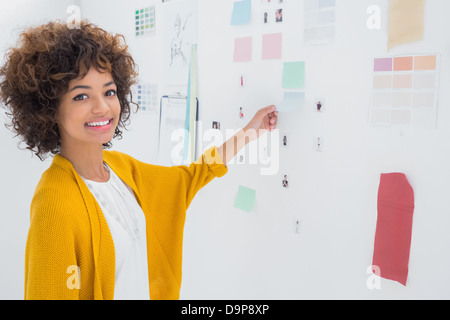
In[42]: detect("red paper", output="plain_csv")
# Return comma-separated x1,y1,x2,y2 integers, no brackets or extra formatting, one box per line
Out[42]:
372,173,415,286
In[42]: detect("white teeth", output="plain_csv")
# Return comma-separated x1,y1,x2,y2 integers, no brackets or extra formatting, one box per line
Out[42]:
87,120,110,127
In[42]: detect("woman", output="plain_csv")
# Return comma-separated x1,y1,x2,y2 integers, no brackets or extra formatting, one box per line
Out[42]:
0,20,277,300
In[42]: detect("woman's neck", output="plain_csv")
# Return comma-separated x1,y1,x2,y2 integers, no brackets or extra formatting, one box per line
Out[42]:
59,143,110,182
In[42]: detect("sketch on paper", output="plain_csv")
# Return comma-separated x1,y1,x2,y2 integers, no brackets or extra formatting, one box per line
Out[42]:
170,12,192,67
163,0,197,86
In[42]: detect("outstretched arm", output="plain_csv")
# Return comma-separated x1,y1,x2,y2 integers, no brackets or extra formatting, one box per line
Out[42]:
217,105,278,165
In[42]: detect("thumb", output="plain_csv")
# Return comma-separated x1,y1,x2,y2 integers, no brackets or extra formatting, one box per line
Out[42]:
257,105,276,119
263,105,276,114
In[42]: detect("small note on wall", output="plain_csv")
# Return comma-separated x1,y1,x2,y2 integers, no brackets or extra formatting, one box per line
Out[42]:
388,0,425,51
231,0,252,25
278,92,305,113
282,61,305,89
234,37,253,62
234,185,256,213
262,33,282,60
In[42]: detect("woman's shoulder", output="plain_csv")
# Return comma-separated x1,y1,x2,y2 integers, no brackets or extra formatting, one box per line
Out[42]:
30,157,86,222
103,150,180,175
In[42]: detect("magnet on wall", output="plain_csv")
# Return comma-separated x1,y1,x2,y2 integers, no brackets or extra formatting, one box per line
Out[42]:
238,153,245,164
315,97,326,112
280,131,290,148
282,174,289,188
275,8,283,23
212,121,220,129
313,136,323,152
240,74,246,88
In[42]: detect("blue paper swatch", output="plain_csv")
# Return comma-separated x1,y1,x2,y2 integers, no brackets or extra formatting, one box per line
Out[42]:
231,0,251,25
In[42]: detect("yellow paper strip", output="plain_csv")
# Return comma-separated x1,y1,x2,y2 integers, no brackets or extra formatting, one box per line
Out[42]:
388,0,425,51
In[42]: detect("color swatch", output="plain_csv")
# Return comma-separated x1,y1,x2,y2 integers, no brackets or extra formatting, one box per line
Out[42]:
282,62,305,89
369,54,440,128
304,0,336,45
231,0,252,25
372,173,415,286
388,0,425,50
262,33,282,60
234,37,253,62
234,185,256,213
278,92,305,113
135,6,156,37
136,84,158,114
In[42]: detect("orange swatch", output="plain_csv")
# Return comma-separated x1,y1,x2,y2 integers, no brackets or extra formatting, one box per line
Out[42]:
393,56,413,71
414,55,437,70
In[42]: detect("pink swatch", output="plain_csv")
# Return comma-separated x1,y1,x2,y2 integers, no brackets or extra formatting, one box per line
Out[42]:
234,37,252,62
374,58,393,72
262,33,282,60
372,173,415,286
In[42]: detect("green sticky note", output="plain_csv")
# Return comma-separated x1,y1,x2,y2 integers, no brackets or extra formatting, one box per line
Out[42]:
234,185,256,213
282,61,305,89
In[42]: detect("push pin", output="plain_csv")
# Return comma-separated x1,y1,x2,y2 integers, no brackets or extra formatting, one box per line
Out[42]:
240,74,246,88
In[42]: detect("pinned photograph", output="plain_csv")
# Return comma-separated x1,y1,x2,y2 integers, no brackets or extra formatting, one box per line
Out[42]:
280,131,290,148
282,134,288,147
314,97,326,112
237,148,246,164
275,9,283,23
282,174,289,188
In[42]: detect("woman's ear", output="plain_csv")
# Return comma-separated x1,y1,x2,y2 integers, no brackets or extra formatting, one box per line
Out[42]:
54,106,61,125
54,109,59,122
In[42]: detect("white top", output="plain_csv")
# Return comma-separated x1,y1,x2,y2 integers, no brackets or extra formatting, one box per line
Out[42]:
82,163,150,300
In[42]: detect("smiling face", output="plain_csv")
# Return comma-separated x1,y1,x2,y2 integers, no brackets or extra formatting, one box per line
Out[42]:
56,67,121,152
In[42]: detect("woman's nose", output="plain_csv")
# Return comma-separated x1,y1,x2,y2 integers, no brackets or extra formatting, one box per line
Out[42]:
91,96,110,114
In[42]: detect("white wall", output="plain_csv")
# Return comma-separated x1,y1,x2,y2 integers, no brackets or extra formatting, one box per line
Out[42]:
183,0,450,299
1,0,450,300
0,0,79,299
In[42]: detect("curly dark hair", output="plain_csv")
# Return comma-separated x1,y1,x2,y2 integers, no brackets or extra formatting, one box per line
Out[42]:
0,20,139,160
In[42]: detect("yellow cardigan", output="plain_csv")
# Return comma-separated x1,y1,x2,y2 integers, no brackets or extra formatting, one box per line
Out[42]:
24,146,228,300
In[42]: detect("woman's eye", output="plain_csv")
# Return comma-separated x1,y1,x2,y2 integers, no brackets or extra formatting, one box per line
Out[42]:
73,94,88,101
106,89,116,97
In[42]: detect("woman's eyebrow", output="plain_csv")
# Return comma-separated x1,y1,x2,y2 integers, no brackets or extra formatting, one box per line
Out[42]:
69,81,115,92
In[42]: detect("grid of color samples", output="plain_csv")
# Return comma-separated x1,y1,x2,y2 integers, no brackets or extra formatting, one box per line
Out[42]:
136,84,158,114
369,54,440,128
135,6,155,37
304,0,336,45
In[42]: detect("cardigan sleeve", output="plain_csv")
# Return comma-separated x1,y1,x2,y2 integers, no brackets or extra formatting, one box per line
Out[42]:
25,187,80,300
174,145,228,209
